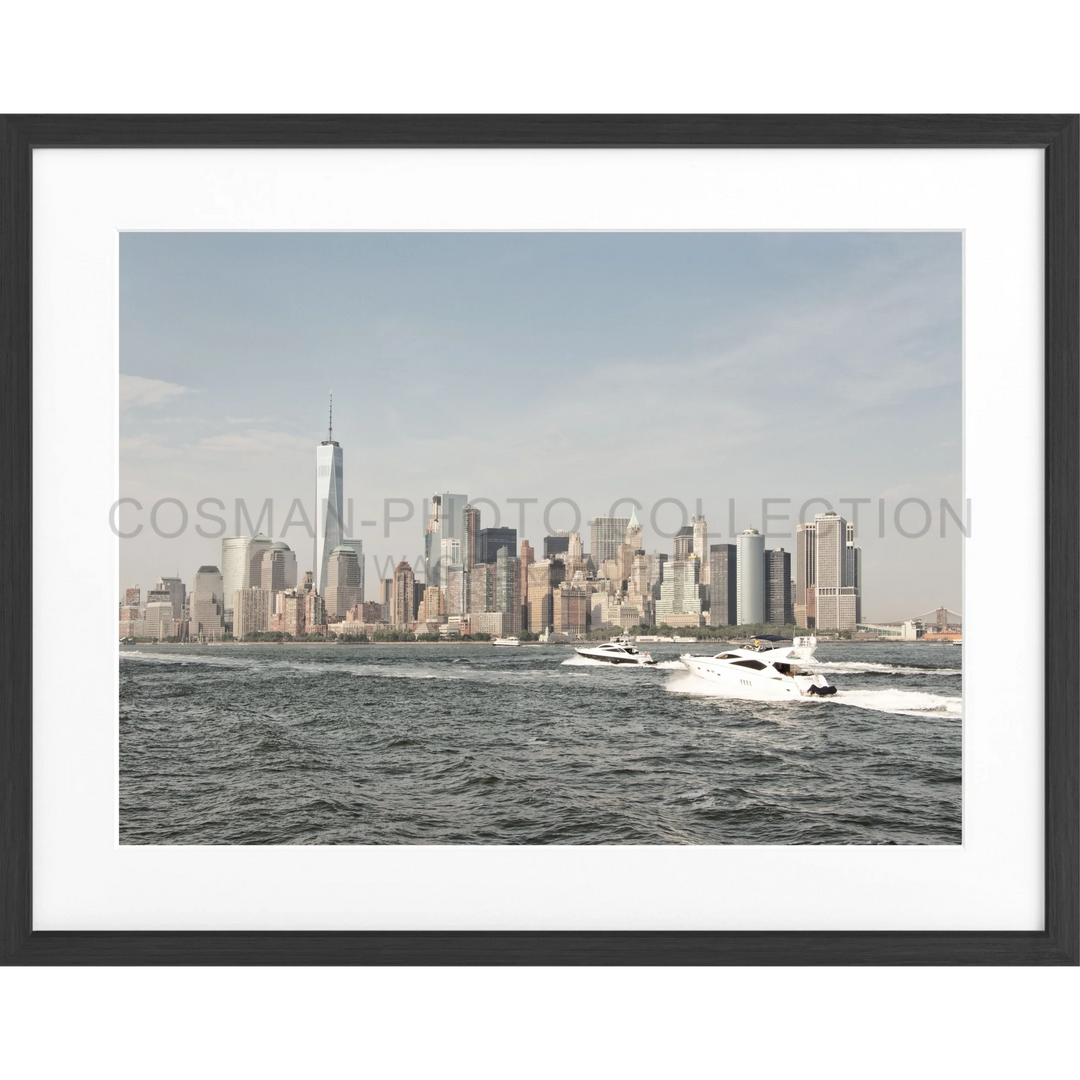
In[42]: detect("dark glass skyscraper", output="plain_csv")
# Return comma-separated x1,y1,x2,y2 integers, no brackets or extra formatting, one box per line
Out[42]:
478,527,517,564
764,548,793,625
708,544,736,626
543,534,570,560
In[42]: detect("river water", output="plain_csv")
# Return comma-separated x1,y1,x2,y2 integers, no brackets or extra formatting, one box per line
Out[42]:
119,640,961,845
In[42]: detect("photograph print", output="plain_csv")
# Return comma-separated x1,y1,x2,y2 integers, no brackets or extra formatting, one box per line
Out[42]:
118,231,964,845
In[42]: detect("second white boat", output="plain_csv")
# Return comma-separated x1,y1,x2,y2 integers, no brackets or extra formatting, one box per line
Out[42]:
573,636,656,666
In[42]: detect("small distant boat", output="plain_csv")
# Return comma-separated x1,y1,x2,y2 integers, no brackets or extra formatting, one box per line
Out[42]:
492,637,520,647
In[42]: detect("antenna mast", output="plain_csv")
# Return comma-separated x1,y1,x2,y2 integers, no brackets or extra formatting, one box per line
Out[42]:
329,391,333,442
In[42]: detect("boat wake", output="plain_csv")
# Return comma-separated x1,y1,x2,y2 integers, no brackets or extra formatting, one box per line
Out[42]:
807,660,962,677
664,672,961,717
831,689,962,718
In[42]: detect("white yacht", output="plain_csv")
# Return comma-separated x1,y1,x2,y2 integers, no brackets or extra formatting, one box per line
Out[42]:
492,637,520,647
678,636,836,700
573,636,657,666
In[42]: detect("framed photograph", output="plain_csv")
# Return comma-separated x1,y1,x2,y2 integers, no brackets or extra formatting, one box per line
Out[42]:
1,115,1076,965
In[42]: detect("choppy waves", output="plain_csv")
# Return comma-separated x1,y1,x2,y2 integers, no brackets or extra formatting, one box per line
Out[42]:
119,641,963,845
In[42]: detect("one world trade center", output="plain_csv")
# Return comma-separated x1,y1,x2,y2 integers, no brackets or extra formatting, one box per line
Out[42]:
315,394,344,595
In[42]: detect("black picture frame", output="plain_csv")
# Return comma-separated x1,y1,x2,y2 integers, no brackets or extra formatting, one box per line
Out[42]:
1,114,1076,966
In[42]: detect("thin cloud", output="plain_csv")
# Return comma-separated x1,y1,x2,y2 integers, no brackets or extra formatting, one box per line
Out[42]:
120,374,193,409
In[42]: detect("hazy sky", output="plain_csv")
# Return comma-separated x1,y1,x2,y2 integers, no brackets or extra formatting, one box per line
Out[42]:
119,232,962,621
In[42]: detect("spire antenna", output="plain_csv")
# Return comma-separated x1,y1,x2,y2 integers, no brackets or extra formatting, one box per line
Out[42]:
329,391,333,442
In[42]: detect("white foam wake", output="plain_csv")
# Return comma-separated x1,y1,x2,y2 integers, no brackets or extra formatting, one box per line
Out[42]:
830,689,962,718
664,672,962,717
808,660,962,676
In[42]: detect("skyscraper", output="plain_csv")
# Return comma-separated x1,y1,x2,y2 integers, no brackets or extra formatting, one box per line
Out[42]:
440,536,462,569
247,533,273,589
543,533,570,560
495,546,521,633
444,564,466,617
421,585,444,621
220,536,250,628
519,539,535,629
477,527,517,564
764,548,793,625
305,589,326,632
469,562,496,615
526,560,555,634
794,522,816,628
625,507,643,552
813,511,858,630
589,516,629,567
190,565,225,642
847,535,863,625
673,525,695,560
439,493,469,541
692,515,709,586
554,583,591,637
424,495,443,587
708,544,737,627
336,539,364,604
736,528,765,625
234,587,272,638
654,554,703,628
258,541,298,594
461,504,481,570
143,600,175,640
315,394,344,596
325,546,362,620
426,491,469,586
156,576,185,621
391,561,415,629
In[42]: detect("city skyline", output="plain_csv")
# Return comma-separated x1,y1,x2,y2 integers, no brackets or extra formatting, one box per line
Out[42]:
119,231,962,620
119,422,882,642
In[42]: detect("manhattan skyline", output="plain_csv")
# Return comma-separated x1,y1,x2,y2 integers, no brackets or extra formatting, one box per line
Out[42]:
119,231,963,621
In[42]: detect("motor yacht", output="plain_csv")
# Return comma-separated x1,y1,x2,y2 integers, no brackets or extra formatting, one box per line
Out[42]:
573,636,657,666
678,635,836,700
492,637,520,647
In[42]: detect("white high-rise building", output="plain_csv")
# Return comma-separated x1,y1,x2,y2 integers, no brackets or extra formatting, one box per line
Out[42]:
654,554,703,628
425,492,468,587
736,528,765,625
692,515,709,586
315,394,344,596
221,536,250,627
440,536,461,569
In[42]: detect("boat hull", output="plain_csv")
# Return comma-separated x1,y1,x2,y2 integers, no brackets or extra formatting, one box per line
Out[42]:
679,656,834,700
573,650,656,666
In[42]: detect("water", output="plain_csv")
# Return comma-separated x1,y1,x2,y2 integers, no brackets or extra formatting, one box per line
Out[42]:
119,641,962,845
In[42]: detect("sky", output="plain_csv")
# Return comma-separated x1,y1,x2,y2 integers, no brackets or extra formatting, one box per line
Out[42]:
118,231,962,621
